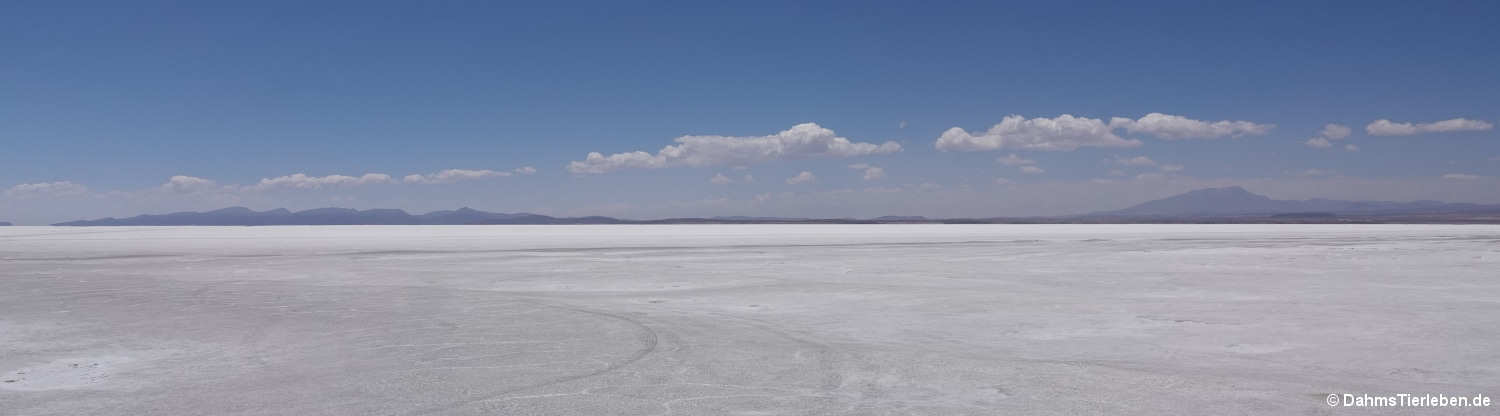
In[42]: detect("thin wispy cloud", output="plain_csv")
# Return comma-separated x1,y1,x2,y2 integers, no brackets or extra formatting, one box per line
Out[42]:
786,171,816,184
996,154,1037,166
848,164,886,180
1112,156,1158,167
3,181,89,199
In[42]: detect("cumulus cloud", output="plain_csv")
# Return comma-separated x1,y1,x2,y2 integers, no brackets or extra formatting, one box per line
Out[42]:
160,175,219,193
250,173,393,191
567,123,901,174
402,169,515,184
1112,155,1157,167
786,171,816,184
513,166,537,175
1366,118,1494,136
1442,173,1481,181
936,115,1140,151
996,154,1037,166
848,164,885,181
1306,123,1355,149
1320,124,1352,140
994,177,1013,185
3,181,89,199
1019,166,1045,174
1109,113,1274,140
709,173,733,185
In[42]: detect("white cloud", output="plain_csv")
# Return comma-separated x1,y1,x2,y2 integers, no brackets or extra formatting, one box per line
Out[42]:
996,154,1037,166
1320,124,1352,140
993,177,1013,185
1112,155,1157,167
250,173,393,190
936,115,1140,151
1442,173,1482,181
1306,124,1356,150
786,171,816,184
160,176,218,193
1366,118,1494,136
402,169,515,184
709,173,733,185
1159,164,1184,172
568,123,901,174
1109,113,1274,140
4,181,89,199
898,120,908,129
1019,166,1045,174
513,166,537,175
845,164,885,180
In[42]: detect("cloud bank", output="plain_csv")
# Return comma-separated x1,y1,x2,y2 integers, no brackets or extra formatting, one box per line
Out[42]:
402,168,532,184
568,123,901,174
1109,113,1274,140
937,113,1272,152
249,173,394,191
1366,118,1493,136
936,115,1140,152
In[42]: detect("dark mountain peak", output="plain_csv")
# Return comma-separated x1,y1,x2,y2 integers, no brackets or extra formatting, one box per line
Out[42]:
1175,186,1265,200
1100,186,1280,217
0,221,12,226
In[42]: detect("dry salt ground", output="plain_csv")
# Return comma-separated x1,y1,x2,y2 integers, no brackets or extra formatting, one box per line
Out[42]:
1,225,1497,415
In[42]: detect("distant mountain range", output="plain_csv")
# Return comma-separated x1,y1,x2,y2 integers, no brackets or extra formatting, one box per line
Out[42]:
1092,186,1500,218
52,207,627,226
0,221,12,226
47,186,1500,226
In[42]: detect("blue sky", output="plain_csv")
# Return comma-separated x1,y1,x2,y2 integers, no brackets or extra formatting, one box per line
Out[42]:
3,1,1499,224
